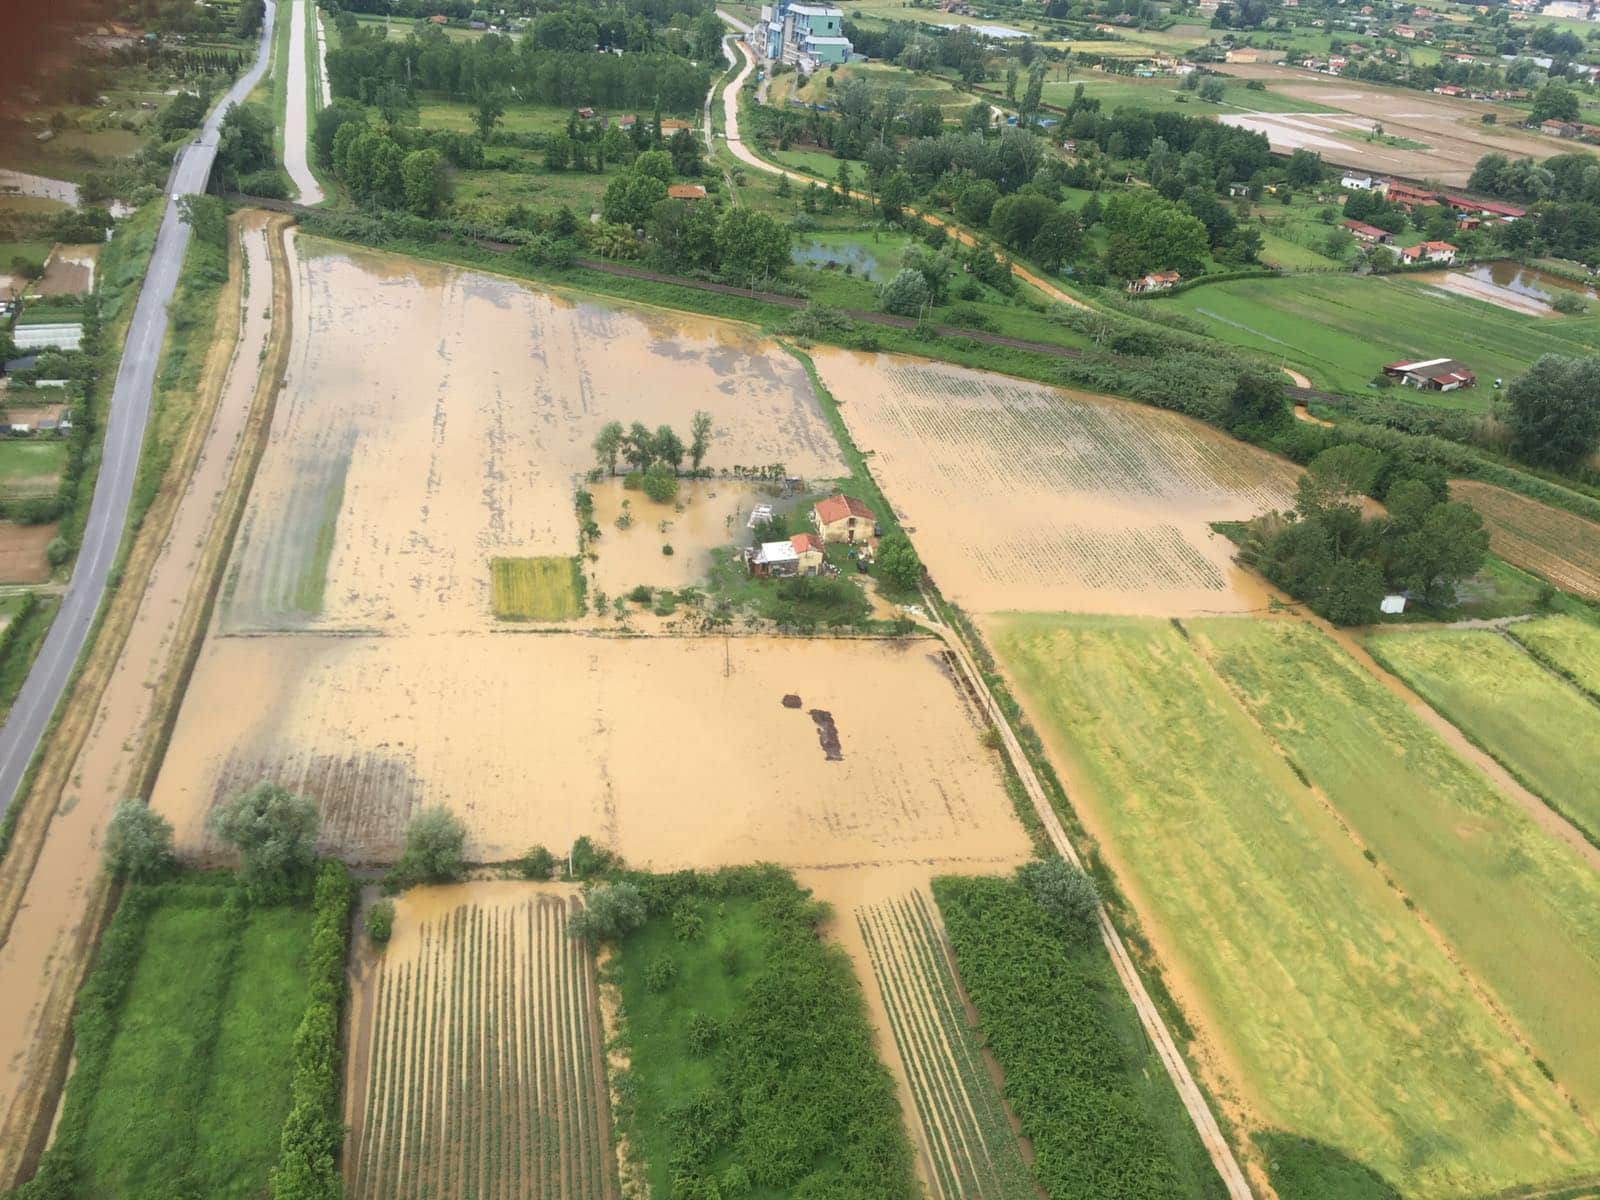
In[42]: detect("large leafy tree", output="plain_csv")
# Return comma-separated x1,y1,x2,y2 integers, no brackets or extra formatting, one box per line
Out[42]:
1506,354,1600,468
207,781,320,902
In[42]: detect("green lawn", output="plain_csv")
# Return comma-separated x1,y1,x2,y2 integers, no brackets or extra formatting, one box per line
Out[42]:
989,612,1600,1199
1166,272,1600,400
1509,615,1600,703
72,879,313,1199
0,440,67,494
1255,229,1342,271
1042,74,1334,117
1193,619,1600,1127
490,554,584,620
608,868,917,1199
416,96,580,136
1366,628,1600,845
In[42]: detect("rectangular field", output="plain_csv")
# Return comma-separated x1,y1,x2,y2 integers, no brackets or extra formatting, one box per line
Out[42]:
1366,627,1600,845
813,350,1297,616
490,556,583,621
344,883,614,1200
1449,481,1600,601
1191,619,1600,1122
1167,274,1600,400
987,613,1600,1198
221,237,845,634
1510,615,1600,702
152,634,1028,872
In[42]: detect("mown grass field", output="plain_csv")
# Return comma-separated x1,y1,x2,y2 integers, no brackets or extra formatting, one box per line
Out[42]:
769,61,974,119
1192,619,1600,1124
491,555,583,620
1510,615,1600,703
0,440,67,496
71,879,312,1199
1042,74,1333,117
1365,628,1600,845
1166,272,1600,400
989,613,1600,1198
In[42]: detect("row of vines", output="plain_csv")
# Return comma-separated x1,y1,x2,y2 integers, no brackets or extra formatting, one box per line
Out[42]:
857,890,1033,1200
345,894,615,1200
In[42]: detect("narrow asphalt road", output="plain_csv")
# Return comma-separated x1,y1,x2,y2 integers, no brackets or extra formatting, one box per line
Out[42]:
0,4,277,821
284,0,323,204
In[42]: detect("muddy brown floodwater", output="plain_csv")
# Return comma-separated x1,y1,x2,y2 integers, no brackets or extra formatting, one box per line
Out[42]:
0,215,276,1166
812,348,1298,616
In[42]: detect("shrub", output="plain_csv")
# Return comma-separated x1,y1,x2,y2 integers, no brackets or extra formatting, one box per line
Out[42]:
662,543,674,556
45,536,69,568
517,844,558,879
875,532,922,592
629,584,654,604
880,267,931,317
672,901,705,941
1017,858,1100,943
643,462,679,503
687,1012,721,1055
365,899,395,945
102,801,175,883
569,880,648,944
570,834,620,879
645,954,679,991
623,470,645,490
386,805,467,890
207,781,320,903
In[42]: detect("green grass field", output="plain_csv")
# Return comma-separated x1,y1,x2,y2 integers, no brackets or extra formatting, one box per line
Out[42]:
989,613,1597,1199
1193,619,1600,1125
1366,628,1600,845
490,555,584,620
72,880,313,1199
1042,74,1333,117
0,439,67,495
1509,615,1600,703
1167,272,1600,400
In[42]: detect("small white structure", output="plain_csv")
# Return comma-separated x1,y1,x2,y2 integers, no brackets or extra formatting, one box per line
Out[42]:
1380,594,1408,615
747,503,775,529
750,540,800,578
1342,172,1376,189
12,323,83,351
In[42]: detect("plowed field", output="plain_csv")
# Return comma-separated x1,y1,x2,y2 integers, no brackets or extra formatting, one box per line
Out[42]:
1451,480,1600,601
812,350,1297,615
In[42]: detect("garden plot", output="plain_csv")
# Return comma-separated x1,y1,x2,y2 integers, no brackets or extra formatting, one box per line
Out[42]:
344,883,615,1200
1449,481,1600,601
220,237,844,634
812,350,1296,615
152,635,1024,870
587,478,761,596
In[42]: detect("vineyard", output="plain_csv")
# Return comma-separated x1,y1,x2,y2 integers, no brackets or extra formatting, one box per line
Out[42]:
1509,615,1600,704
344,887,616,1200
490,556,584,621
988,613,1600,1196
856,890,1033,1200
1366,628,1600,845
811,350,1296,614
1449,481,1600,601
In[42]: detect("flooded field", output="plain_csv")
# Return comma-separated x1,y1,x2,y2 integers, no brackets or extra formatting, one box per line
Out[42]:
151,634,1023,869
220,240,844,634
812,349,1297,615
344,883,614,1200
1415,261,1597,317
587,477,761,595
1214,66,1560,185
34,244,97,296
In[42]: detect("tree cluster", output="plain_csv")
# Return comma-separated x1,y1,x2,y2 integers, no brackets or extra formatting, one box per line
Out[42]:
1505,353,1600,469
329,112,452,216
593,411,714,476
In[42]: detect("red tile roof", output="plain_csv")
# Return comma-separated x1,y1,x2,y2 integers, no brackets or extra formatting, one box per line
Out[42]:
814,494,875,525
667,184,707,200
791,532,824,554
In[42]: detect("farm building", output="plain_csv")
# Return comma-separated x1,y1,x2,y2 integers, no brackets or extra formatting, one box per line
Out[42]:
1540,119,1582,138
1342,172,1376,189
1383,357,1476,391
1400,240,1457,263
1383,181,1441,209
1344,219,1392,243
814,493,875,543
667,184,707,201
1127,270,1181,294
791,532,826,574
749,539,800,577
11,323,82,352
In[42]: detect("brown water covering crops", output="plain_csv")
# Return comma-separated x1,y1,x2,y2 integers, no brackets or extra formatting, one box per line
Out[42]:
1451,480,1600,601
344,883,615,1200
813,350,1296,615
153,635,1024,870
221,239,844,635
587,478,761,597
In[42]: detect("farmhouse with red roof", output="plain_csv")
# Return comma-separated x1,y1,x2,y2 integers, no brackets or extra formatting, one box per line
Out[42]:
813,494,876,543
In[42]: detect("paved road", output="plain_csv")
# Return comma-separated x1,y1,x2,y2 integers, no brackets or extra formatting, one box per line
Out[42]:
284,0,323,204
0,3,277,821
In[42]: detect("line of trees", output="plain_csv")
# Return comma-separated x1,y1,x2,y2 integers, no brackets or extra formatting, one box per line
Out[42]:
592,411,714,477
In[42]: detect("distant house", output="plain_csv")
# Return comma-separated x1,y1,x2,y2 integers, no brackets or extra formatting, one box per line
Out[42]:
1127,270,1181,294
616,113,638,129
667,184,707,201
1383,181,1441,209
1447,194,1525,220
1341,171,1376,189
791,532,826,575
1400,240,1457,263
427,13,449,23
1344,219,1392,243
813,493,875,543
577,107,595,119
1541,119,1582,138
1394,23,1418,36
1432,84,1464,96
660,118,692,133
749,540,800,577
1383,357,1476,390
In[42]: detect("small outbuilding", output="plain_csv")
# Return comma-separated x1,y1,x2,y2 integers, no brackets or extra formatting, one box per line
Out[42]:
1126,270,1181,294
1343,219,1392,244
1383,357,1476,391
791,532,825,574
813,493,875,543
1380,594,1408,615
1399,240,1457,264
749,539,800,578
667,184,707,201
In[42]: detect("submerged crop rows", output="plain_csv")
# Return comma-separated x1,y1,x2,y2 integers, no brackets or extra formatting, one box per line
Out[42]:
346,894,615,1200
857,890,1033,1200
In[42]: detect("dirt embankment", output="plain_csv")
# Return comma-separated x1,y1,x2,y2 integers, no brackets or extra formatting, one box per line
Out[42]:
0,212,293,1187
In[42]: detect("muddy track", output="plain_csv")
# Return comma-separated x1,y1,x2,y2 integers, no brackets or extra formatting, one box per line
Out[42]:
0,213,293,1186
910,594,1257,1200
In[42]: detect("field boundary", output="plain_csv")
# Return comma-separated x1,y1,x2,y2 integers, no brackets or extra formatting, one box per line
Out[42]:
0,213,291,1188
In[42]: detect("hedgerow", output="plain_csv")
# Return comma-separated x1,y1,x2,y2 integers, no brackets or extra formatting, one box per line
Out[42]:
271,860,356,1200
932,873,1198,1200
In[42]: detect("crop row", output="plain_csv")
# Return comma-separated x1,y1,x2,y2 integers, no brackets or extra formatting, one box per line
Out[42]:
970,523,1223,591
347,896,614,1200
857,890,1034,1200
